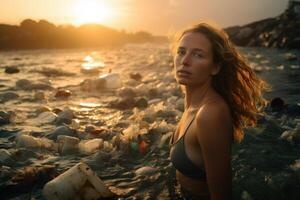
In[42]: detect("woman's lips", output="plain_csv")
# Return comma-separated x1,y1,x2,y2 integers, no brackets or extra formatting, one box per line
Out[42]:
177,70,191,77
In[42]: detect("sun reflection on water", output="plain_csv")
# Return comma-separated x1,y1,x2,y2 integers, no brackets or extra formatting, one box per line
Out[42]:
82,55,106,70
79,102,102,108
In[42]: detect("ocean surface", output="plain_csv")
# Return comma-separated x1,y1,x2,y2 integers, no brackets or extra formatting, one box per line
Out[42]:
1,45,299,103
0,44,299,200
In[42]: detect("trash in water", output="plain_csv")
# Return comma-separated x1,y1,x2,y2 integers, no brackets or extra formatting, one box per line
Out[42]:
55,89,72,99
130,141,139,153
36,111,57,124
55,107,75,125
57,135,80,155
47,125,77,140
99,73,122,89
16,134,55,151
70,119,80,129
0,149,14,165
43,162,115,200
79,138,103,155
135,166,158,176
138,140,148,154
34,91,46,100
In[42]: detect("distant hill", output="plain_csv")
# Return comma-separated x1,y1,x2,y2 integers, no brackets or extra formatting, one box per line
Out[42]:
224,0,300,49
0,19,168,50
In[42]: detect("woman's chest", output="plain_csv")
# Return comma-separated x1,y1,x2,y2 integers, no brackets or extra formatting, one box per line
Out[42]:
173,113,197,143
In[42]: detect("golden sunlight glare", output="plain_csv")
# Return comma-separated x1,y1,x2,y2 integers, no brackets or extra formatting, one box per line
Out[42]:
72,0,116,25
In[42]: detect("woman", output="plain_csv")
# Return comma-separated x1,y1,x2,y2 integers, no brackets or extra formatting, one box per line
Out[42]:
169,23,268,200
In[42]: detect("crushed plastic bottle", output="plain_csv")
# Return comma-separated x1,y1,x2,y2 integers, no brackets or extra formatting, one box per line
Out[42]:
99,73,122,89
16,134,41,149
43,162,114,200
57,135,80,155
36,111,57,124
79,139,103,155
16,134,55,150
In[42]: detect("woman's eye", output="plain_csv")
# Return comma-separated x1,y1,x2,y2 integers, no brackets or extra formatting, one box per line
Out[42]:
193,52,203,58
177,49,185,55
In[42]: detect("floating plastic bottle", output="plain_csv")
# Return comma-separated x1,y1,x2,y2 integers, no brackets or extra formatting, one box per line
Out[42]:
16,134,54,150
79,139,103,155
57,135,80,155
43,162,114,200
36,111,57,124
99,73,122,89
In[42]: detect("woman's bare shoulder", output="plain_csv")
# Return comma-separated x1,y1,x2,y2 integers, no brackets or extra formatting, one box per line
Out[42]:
195,99,232,141
197,98,231,123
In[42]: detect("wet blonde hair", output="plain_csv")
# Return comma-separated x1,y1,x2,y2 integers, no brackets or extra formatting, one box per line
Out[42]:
171,23,269,143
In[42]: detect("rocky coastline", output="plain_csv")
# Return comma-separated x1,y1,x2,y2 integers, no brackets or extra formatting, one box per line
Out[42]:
225,0,300,49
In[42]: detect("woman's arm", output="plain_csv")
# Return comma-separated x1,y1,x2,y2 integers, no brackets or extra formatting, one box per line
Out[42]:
196,102,232,200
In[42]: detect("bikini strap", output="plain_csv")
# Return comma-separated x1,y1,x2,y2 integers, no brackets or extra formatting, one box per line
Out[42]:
170,113,197,146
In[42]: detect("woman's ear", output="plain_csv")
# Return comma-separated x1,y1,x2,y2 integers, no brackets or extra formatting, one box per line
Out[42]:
211,64,221,75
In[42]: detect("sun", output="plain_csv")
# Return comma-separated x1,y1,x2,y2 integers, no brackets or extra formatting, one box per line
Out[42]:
72,0,116,25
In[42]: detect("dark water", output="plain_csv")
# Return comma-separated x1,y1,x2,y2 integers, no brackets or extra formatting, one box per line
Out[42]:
239,47,300,104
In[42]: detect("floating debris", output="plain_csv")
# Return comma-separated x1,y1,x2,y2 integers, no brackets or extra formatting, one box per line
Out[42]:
0,149,14,165
280,123,300,145
36,111,57,124
16,79,53,90
135,166,158,176
55,89,72,99
99,73,122,89
5,66,20,74
79,138,103,155
55,107,75,125
284,53,297,61
57,135,80,155
47,125,77,140
0,111,12,125
30,67,76,77
0,92,19,103
43,162,114,200
129,72,142,81
34,91,46,101
16,134,55,151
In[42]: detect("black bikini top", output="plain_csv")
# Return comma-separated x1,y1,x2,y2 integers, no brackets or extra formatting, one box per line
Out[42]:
169,116,206,181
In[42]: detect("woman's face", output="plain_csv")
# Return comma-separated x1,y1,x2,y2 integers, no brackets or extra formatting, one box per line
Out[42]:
174,32,220,87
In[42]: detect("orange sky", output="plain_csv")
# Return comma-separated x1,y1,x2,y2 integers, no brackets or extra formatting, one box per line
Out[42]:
0,0,289,35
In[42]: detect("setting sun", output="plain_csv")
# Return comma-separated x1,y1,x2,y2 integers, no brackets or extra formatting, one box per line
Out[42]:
72,0,116,25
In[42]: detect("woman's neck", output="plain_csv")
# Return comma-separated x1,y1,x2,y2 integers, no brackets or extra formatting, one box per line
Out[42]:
184,82,212,110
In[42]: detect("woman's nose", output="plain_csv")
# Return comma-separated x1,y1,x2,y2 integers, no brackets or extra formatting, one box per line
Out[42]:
181,53,191,66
